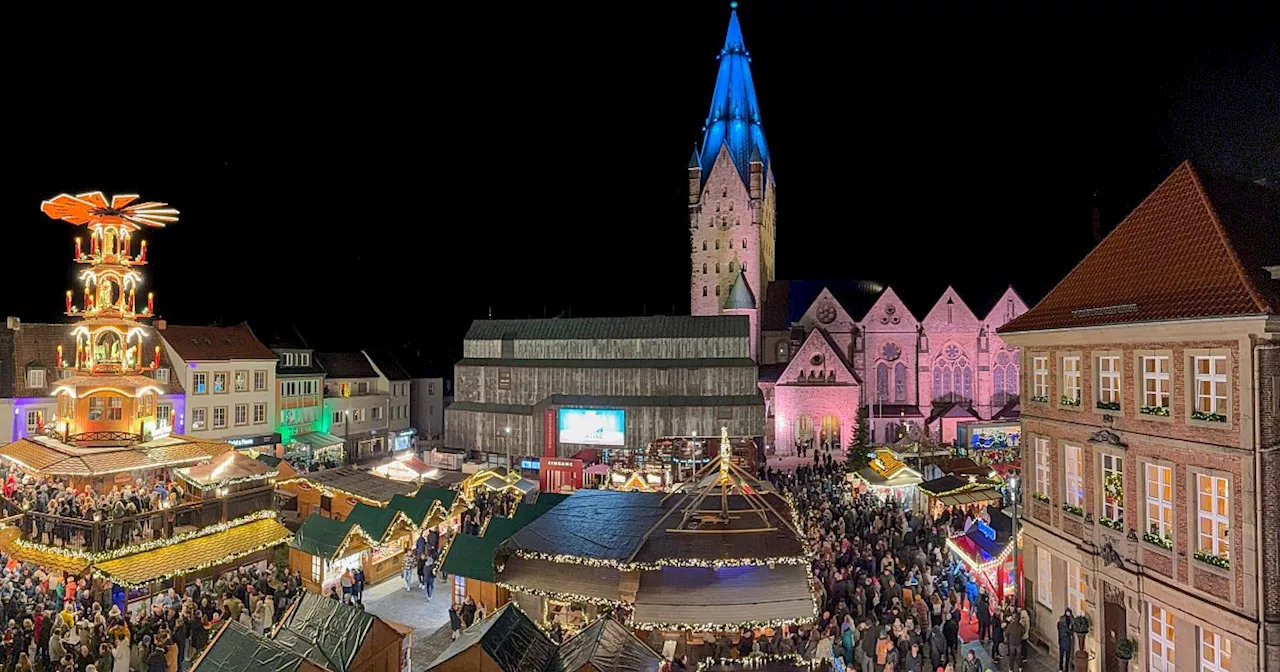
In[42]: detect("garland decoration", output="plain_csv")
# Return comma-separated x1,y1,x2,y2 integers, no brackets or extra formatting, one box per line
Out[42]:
276,477,418,505
494,580,621,608
1139,405,1170,417
1190,411,1227,423
508,549,810,572
1060,395,1081,407
1193,549,1230,570
1061,503,1084,517
631,612,817,632
175,468,277,491
1143,530,1173,550
12,510,278,564
694,653,823,671
95,536,292,588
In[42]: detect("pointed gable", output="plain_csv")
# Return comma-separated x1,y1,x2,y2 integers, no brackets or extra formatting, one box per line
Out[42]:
858,286,919,333
1002,161,1278,334
984,287,1029,331
921,286,981,333
778,328,858,385
796,287,858,333
697,6,770,186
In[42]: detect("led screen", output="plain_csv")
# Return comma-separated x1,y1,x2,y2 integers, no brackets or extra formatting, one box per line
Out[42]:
557,408,625,446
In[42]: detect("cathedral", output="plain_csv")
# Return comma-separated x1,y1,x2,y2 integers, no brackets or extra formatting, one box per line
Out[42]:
688,6,1027,454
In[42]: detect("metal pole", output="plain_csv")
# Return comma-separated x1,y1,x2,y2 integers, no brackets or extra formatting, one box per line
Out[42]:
1011,476,1021,607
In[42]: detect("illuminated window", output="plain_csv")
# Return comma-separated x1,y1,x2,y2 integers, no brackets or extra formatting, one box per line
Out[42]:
157,405,172,427
1032,356,1049,399
453,575,466,604
1101,453,1123,525
234,404,248,426
775,341,789,361
88,397,105,421
1064,444,1083,508
25,411,40,432
1034,437,1050,497
1097,355,1121,406
1036,547,1052,609
311,555,321,584
1200,628,1231,672
498,368,512,390
192,408,207,430
153,367,170,384
1197,474,1229,561
1062,355,1081,403
1146,463,1173,544
107,397,123,421
26,369,46,389
234,370,248,393
1067,559,1086,615
1149,604,1174,672
352,408,366,423
1193,355,1227,417
213,407,227,429
192,372,207,394
253,370,267,391
212,372,227,394
1142,355,1170,409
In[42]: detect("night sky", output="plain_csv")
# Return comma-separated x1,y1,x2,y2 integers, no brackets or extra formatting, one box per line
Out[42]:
7,4,1278,364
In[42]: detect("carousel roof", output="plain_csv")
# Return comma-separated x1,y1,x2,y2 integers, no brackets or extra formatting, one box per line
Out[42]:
0,433,227,477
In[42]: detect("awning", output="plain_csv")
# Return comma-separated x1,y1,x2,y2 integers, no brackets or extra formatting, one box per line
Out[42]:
96,519,293,587
292,432,345,450
584,463,610,476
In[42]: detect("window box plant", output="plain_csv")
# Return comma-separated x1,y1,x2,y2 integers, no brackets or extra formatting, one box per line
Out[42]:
1194,549,1231,570
1116,637,1137,660
1143,529,1173,550
1139,405,1170,417
1033,492,1051,504
1030,395,1049,403
1061,502,1084,517
1060,395,1081,407
1099,516,1124,531
1096,400,1121,411
1191,410,1227,423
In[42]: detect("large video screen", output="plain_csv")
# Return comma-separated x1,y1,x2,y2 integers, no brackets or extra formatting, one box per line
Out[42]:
557,408,625,446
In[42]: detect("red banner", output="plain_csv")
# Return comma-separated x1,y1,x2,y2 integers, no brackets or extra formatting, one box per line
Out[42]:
544,408,557,457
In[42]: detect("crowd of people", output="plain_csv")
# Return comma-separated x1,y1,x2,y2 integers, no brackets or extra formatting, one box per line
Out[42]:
0,553,308,672
1,468,188,552
665,451,1031,672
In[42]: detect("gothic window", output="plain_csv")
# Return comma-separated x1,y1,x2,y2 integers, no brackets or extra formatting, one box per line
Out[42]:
932,365,942,394
876,363,889,402
702,263,707,274
715,285,721,296
715,240,720,250
728,201,734,211
729,261,736,272
716,263,721,273
722,186,728,197
992,349,1020,403
702,241,707,251
932,345,973,402
742,239,747,249
993,367,1004,399
894,363,907,402
702,286,707,297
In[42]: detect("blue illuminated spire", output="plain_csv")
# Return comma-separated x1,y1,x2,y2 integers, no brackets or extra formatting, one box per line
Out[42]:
698,4,769,185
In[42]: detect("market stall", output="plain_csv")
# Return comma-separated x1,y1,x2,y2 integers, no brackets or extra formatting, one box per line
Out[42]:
946,505,1018,602
918,473,1004,519
852,449,923,508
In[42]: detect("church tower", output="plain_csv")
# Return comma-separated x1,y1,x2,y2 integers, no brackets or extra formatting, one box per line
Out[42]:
689,2,776,330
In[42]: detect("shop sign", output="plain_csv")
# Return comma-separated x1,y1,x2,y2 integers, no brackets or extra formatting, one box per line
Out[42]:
520,459,540,470
397,428,416,437
545,459,576,469
226,433,281,449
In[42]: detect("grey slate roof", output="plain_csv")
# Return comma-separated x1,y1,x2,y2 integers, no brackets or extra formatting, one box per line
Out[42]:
724,269,757,310
313,352,377,379
547,617,662,672
464,315,750,341
428,605,557,672
362,349,411,381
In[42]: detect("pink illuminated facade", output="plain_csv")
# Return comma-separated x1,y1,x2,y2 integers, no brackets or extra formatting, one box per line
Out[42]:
688,7,1028,454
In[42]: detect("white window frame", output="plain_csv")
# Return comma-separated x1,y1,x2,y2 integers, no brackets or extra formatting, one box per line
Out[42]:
25,411,40,432
1034,437,1050,497
154,367,170,384
1065,444,1083,508
1193,355,1227,416
1145,463,1173,543
332,412,343,425
253,403,267,425
1032,356,1049,399
156,404,172,428
1067,559,1086,616
283,352,296,367
234,404,248,426
1101,453,1124,524
192,372,208,394
234,370,249,393
1199,628,1231,672
300,352,311,366
212,372,228,394
352,408,366,423
372,406,383,421
1148,604,1175,672
1062,355,1081,403
1196,474,1230,560
1036,547,1052,609
212,406,228,429
27,369,46,389
1098,355,1121,405
1142,355,1170,409
191,408,207,431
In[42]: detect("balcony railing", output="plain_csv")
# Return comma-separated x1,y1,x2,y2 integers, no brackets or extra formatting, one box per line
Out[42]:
5,485,274,554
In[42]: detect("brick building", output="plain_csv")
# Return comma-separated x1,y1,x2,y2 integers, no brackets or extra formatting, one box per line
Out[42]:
688,7,1027,454
999,162,1280,671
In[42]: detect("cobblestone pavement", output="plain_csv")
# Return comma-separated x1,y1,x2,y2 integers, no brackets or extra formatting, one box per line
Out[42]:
358,575,451,670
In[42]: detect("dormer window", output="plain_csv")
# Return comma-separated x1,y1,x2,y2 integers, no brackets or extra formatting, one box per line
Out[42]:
300,352,311,366
153,367,170,384
282,352,296,367
26,369,46,389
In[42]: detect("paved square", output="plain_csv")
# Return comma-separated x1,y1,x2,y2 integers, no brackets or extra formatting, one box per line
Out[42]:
359,575,452,669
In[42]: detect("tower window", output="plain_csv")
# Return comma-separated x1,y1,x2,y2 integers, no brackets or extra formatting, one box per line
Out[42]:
742,239,747,249
722,186,728,197
702,263,707,274
715,240,720,250
702,286,708,297
742,264,746,272
716,263,720,274
729,261,736,272
702,241,707,251
715,285,721,296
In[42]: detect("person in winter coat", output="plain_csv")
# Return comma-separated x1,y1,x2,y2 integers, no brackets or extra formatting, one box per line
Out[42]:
929,625,947,670
958,649,980,672
1005,614,1024,671
1019,609,1030,664
111,634,129,672
1057,612,1075,672
447,606,461,641
901,642,924,672
259,596,275,635
144,639,166,672
942,616,959,663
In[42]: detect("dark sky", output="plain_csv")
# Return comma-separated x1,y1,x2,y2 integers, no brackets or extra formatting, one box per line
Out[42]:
7,4,1278,363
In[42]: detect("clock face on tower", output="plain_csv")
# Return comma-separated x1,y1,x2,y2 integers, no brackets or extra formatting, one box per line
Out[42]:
816,301,836,324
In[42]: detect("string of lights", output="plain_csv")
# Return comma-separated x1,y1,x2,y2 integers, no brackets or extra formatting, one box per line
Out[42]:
693,653,824,671
509,549,810,572
175,469,278,491
631,612,817,632
95,536,291,589
276,477,420,505
11,510,279,564
495,580,622,608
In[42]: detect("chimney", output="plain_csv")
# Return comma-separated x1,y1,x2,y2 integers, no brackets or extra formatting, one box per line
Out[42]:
154,318,167,330
1091,192,1102,245
5,317,19,331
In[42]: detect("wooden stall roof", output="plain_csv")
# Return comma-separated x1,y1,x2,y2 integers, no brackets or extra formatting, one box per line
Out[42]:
0,434,227,478
631,564,815,629
0,527,89,575
175,451,275,489
499,555,624,603
279,466,417,504
96,518,292,587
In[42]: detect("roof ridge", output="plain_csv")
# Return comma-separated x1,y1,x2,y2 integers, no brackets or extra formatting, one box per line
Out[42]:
1185,162,1273,314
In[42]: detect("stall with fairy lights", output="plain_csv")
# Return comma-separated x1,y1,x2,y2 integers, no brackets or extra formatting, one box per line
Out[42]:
458,468,539,504
945,505,1018,602
918,473,1004,519
495,427,818,643
852,449,924,509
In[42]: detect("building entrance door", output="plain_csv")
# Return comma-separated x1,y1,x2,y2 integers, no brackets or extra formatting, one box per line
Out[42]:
794,415,814,449
1103,583,1127,672
820,415,841,450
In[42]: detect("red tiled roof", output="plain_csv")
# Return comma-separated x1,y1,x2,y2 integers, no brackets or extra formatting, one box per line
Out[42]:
160,324,277,361
1001,161,1278,334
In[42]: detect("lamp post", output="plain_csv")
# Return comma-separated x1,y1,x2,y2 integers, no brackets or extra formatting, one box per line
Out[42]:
1009,475,1021,607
